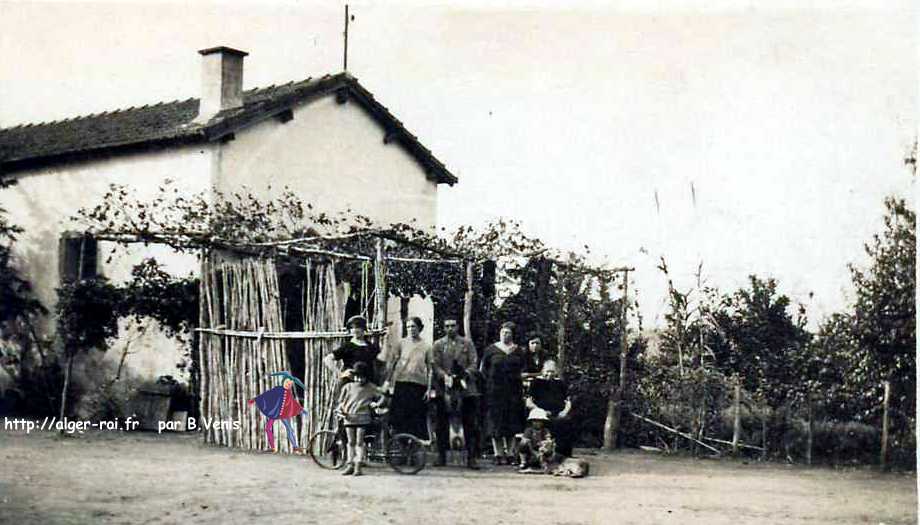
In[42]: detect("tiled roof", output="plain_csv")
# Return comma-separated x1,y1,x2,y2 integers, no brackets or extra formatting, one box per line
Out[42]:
0,73,457,185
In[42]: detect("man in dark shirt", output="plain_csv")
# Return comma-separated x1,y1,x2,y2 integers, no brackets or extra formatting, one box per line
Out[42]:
526,360,575,457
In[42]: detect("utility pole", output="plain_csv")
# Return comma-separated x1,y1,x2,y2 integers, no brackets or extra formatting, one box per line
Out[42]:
343,5,353,71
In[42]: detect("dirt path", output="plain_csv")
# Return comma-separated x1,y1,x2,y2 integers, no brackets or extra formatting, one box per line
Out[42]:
0,428,915,525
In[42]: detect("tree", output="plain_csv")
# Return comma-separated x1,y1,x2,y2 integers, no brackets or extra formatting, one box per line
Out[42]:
0,210,46,326
55,277,121,426
495,256,559,355
639,267,811,456
709,276,810,410
642,260,731,453
808,312,860,422
0,206,49,409
848,197,915,445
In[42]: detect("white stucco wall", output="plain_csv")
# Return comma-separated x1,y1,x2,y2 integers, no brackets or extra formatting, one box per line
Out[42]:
0,146,211,387
215,92,442,360
214,93,439,230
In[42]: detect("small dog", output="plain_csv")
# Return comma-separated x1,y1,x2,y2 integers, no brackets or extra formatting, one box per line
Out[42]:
537,438,590,478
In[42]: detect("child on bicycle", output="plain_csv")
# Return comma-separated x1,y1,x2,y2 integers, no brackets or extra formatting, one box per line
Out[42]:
336,362,384,476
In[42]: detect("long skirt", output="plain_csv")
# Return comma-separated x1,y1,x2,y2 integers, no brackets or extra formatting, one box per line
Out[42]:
390,382,429,439
486,390,525,439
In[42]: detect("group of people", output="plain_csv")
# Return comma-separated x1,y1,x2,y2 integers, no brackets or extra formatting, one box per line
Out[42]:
325,314,576,475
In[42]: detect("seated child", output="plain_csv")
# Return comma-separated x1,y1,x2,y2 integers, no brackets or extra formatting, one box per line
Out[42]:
517,408,554,472
336,362,383,476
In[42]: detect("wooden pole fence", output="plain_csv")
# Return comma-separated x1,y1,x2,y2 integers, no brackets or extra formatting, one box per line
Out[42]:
880,380,890,470
630,412,722,455
732,379,742,456
195,328,386,339
702,436,763,452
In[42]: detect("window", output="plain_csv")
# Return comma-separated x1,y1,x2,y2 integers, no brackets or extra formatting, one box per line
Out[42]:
58,233,98,283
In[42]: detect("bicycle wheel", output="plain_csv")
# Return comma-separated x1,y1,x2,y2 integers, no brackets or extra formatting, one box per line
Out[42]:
309,429,347,470
364,432,392,465
387,433,427,475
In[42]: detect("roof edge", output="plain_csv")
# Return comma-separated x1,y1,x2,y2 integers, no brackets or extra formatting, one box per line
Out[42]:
198,46,248,57
0,73,459,186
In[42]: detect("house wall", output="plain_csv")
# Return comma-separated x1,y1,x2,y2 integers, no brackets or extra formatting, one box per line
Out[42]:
0,146,211,394
215,93,440,351
214,93,439,230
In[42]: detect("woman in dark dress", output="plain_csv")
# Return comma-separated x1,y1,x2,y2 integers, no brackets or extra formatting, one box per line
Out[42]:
479,321,527,465
324,315,383,385
526,359,575,457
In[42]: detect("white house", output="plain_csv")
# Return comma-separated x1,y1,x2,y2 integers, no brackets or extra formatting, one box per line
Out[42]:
0,46,457,398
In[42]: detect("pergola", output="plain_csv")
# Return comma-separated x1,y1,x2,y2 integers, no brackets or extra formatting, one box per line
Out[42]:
92,227,631,453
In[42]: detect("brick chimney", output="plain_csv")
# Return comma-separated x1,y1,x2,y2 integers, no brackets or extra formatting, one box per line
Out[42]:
195,46,248,123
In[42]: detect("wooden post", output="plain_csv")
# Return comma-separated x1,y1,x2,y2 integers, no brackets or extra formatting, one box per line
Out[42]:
805,389,813,466
58,353,73,436
615,270,629,442
197,251,209,438
343,4,350,71
603,268,630,450
463,260,474,339
760,412,768,461
676,338,685,377
59,237,87,435
373,238,388,332
731,379,741,456
556,278,567,375
373,237,389,386
880,380,890,470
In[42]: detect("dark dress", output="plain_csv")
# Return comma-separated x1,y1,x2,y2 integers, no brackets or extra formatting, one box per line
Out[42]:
332,340,381,384
480,343,526,438
524,351,544,375
529,377,574,457
529,378,567,415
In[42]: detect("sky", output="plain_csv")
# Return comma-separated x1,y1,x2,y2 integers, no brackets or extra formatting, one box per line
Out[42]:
0,0,915,328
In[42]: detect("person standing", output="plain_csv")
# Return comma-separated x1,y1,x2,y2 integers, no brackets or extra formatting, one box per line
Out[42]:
480,321,527,465
431,317,481,469
385,316,433,440
324,315,383,385
524,334,546,376
336,362,383,476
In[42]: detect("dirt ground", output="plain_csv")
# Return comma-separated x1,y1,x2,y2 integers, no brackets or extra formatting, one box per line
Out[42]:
0,428,915,525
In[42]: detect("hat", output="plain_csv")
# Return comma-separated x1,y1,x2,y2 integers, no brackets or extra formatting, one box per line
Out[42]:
346,315,368,329
527,407,550,422
270,371,306,392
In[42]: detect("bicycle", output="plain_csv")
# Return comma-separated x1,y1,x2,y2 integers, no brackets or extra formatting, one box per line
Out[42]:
308,406,428,475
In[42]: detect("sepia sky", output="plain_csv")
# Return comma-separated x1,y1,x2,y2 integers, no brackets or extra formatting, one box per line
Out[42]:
0,0,915,328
